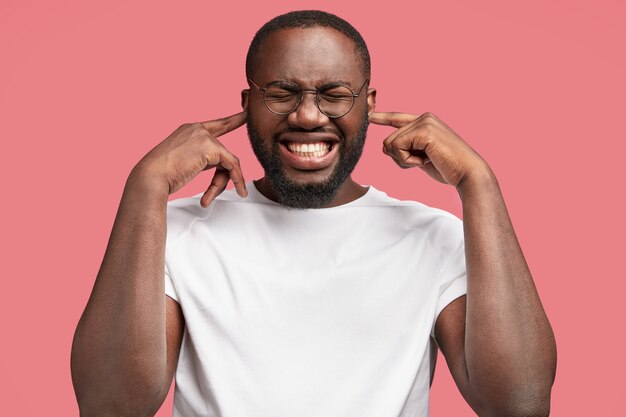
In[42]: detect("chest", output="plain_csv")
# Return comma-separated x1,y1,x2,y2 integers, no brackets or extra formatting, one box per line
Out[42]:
168,218,440,349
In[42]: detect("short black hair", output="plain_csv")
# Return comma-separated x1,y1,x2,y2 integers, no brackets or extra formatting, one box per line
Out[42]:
246,10,371,79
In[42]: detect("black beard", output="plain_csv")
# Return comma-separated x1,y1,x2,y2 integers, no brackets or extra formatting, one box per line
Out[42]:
246,112,369,210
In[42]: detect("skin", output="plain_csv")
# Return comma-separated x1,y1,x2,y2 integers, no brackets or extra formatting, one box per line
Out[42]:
370,111,557,415
242,27,376,207
71,26,556,417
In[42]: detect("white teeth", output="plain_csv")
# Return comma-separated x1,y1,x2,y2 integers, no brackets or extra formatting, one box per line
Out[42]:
286,141,331,157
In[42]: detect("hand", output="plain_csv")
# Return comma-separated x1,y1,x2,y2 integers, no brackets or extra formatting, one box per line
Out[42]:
132,111,248,207
369,111,492,188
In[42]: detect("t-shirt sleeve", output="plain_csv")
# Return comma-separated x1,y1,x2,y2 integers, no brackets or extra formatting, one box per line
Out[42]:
433,269,467,329
163,196,203,305
431,215,467,338
164,262,180,303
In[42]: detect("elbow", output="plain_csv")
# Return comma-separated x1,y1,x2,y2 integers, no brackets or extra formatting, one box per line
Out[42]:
479,388,552,417
76,391,167,417
71,345,170,417
73,371,169,417
504,401,551,417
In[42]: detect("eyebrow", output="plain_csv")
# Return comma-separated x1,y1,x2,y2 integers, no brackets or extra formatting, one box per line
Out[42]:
272,79,355,88
327,80,352,87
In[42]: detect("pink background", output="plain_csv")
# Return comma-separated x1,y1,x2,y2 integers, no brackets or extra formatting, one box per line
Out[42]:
1,0,624,415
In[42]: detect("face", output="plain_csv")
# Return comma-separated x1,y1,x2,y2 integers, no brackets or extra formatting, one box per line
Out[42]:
243,27,376,209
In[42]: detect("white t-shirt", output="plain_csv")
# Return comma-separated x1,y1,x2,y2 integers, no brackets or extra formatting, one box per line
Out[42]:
164,181,467,417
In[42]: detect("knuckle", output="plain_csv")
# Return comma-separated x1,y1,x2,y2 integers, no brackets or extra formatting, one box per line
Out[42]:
418,122,435,136
206,137,223,152
401,157,414,168
398,157,413,169
204,150,218,164
192,122,207,132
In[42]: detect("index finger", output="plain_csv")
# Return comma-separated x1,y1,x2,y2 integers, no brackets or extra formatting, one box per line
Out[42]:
202,111,248,137
369,112,418,128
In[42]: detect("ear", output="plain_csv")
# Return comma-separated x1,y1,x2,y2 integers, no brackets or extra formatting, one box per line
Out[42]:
241,89,250,111
366,87,376,116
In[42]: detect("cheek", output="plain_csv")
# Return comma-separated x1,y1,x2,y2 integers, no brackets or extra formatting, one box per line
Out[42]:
249,106,283,136
337,114,367,138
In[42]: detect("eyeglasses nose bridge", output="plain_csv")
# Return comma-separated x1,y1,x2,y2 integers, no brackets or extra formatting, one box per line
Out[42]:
299,88,320,102
294,88,323,112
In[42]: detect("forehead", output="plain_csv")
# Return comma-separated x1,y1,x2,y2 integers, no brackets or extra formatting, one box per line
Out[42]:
253,27,364,86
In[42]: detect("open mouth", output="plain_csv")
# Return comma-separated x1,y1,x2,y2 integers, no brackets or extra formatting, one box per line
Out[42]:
278,139,339,171
285,141,335,158
277,131,341,171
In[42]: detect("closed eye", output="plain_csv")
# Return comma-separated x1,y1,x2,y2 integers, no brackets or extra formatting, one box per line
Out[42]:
265,92,297,101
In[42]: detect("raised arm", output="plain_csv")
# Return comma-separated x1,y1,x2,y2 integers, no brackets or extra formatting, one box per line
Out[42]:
70,112,247,417
370,111,557,417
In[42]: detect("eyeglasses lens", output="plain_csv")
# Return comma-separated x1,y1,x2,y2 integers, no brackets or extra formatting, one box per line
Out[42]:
263,82,355,118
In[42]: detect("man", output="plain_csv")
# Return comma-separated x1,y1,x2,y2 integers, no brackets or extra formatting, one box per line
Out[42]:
71,10,556,417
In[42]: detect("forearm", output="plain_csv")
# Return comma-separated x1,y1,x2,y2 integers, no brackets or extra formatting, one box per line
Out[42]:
458,169,556,414
71,169,170,416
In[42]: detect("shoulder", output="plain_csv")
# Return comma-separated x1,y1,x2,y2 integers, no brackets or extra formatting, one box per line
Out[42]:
365,186,464,244
165,193,209,246
165,188,249,248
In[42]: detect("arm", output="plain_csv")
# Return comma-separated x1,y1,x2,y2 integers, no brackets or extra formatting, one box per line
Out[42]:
370,111,556,416
71,175,184,417
71,112,248,416
436,170,556,417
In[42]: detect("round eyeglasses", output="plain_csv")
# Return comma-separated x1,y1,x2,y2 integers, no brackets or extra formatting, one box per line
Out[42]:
248,78,369,119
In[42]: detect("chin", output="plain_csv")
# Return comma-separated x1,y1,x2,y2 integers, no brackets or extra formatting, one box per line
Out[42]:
246,112,369,209
282,167,337,186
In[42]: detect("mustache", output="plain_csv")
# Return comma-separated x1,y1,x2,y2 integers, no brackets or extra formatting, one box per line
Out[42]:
272,127,344,143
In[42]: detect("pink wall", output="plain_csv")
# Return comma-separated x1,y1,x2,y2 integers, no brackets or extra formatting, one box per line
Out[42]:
1,0,623,415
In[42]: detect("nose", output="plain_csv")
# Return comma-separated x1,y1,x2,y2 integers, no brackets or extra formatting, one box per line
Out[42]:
287,91,330,130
